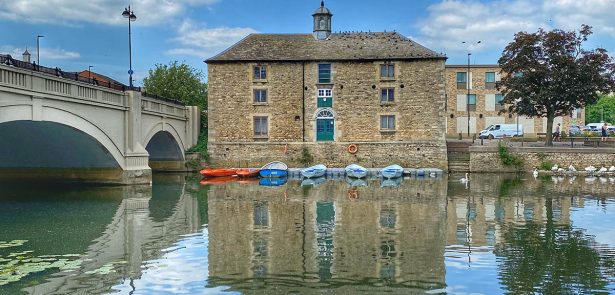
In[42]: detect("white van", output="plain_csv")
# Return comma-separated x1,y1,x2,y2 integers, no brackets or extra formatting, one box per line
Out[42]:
479,124,523,139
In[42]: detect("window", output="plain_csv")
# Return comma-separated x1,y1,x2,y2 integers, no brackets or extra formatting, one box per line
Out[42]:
485,72,496,89
380,115,395,130
318,64,331,83
254,116,268,137
253,65,267,80
253,201,269,227
381,88,395,103
253,89,267,103
317,88,333,108
467,94,476,111
380,64,394,79
457,72,467,89
495,94,504,110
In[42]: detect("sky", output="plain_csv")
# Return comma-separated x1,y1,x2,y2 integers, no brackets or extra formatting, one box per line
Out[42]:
1,0,615,86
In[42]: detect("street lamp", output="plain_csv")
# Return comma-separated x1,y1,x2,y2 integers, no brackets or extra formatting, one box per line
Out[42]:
36,35,44,65
122,6,137,87
462,40,481,137
88,65,93,80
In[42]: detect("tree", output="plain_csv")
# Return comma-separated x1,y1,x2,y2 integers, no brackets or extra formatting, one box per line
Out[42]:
586,94,615,124
498,25,615,146
143,61,208,159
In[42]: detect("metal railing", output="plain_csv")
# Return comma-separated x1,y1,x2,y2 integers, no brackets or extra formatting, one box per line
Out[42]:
1,54,185,106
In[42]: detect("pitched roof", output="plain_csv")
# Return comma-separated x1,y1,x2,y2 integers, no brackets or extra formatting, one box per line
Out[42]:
206,32,446,63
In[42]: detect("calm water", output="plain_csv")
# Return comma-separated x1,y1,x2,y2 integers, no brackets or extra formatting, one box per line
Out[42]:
1,173,614,294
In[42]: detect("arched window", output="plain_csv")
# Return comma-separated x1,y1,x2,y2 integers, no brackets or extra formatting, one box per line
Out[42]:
315,108,335,119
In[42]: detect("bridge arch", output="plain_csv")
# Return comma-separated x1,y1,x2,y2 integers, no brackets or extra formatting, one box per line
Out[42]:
0,104,125,169
143,122,185,161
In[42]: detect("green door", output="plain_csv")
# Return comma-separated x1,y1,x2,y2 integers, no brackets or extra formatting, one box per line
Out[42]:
317,119,334,141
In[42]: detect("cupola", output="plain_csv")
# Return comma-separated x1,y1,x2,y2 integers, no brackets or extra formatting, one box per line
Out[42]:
312,1,332,40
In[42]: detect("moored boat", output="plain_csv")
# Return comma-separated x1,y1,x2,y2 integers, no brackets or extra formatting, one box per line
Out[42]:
345,164,367,178
199,176,237,185
301,164,327,178
259,161,288,178
236,168,260,178
380,164,403,179
200,168,237,178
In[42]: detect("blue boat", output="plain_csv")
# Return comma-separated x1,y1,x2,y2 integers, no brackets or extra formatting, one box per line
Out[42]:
259,177,287,186
345,164,367,178
301,164,327,178
380,164,404,179
259,161,288,178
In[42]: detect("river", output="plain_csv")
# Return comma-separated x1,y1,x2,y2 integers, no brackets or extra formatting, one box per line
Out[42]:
1,173,614,294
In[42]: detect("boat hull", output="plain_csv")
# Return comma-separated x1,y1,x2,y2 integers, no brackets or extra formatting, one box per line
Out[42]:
380,165,403,179
200,168,237,177
259,177,287,186
236,168,260,178
259,169,288,178
345,164,367,178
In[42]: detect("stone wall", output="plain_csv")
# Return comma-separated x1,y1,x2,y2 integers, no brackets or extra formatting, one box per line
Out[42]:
208,141,448,169
469,146,615,172
208,59,448,168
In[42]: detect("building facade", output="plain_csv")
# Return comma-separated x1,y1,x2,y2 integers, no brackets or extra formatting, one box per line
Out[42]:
445,65,585,136
206,2,448,169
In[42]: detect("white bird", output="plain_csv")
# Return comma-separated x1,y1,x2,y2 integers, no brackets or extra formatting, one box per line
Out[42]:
551,164,559,172
533,168,538,178
568,164,577,172
598,166,608,175
585,166,596,174
609,166,615,172
460,173,469,183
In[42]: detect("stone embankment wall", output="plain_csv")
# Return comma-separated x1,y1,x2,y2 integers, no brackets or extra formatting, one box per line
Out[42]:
469,146,615,172
208,141,448,169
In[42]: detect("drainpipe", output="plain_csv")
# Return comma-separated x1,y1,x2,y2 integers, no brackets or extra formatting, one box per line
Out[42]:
302,61,306,142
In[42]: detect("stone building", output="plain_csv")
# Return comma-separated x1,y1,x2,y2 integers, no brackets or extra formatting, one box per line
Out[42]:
445,64,585,136
206,2,448,169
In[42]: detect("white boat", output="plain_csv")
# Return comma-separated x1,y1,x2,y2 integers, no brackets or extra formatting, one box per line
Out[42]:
301,164,327,178
345,164,367,178
259,161,288,178
380,164,403,179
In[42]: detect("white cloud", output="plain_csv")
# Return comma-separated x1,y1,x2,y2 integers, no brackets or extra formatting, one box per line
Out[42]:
166,20,257,59
0,0,219,26
415,0,615,56
0,45,80,60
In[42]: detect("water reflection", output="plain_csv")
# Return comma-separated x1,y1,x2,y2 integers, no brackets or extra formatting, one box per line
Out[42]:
0,173,613,294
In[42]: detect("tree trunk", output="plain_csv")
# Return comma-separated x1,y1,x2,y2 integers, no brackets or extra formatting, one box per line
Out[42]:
545,111,555,147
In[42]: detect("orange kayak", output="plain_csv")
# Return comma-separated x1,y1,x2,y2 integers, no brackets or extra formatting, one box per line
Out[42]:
236,168,260,178
199,168,237,177
200,176,237,185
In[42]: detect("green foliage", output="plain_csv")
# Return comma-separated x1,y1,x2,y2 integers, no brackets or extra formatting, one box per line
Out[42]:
298,147,313,166
586,94,615,124
498,142,524,169
187,132,209,161
143,61,207,110
498,25,615,146
540,160,554,171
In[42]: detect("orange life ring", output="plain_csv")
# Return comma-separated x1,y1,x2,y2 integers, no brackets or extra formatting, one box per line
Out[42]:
347,189,359,200
347,144,358,154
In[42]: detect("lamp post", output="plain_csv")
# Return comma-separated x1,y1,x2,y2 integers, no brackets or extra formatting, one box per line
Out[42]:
122,6,137,87
462,41,481,138
36,35,44,65
88,65,93,80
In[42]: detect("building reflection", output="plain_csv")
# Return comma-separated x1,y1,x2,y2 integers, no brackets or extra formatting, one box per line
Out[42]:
207,178,449,293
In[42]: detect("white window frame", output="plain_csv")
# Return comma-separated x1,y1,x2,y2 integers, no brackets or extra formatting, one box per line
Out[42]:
317,88,332,97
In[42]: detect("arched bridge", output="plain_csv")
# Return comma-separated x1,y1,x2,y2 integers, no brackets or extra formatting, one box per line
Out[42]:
0,61,200,184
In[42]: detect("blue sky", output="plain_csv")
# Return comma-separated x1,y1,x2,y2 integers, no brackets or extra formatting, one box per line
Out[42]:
1,0,615,86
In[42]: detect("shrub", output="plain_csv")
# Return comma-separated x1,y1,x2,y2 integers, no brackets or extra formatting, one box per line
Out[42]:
299,146,313,166
498,142,524,170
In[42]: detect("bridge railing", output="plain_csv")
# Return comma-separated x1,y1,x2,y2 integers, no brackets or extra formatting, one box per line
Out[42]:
141,96,187,118
1,54,187,109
